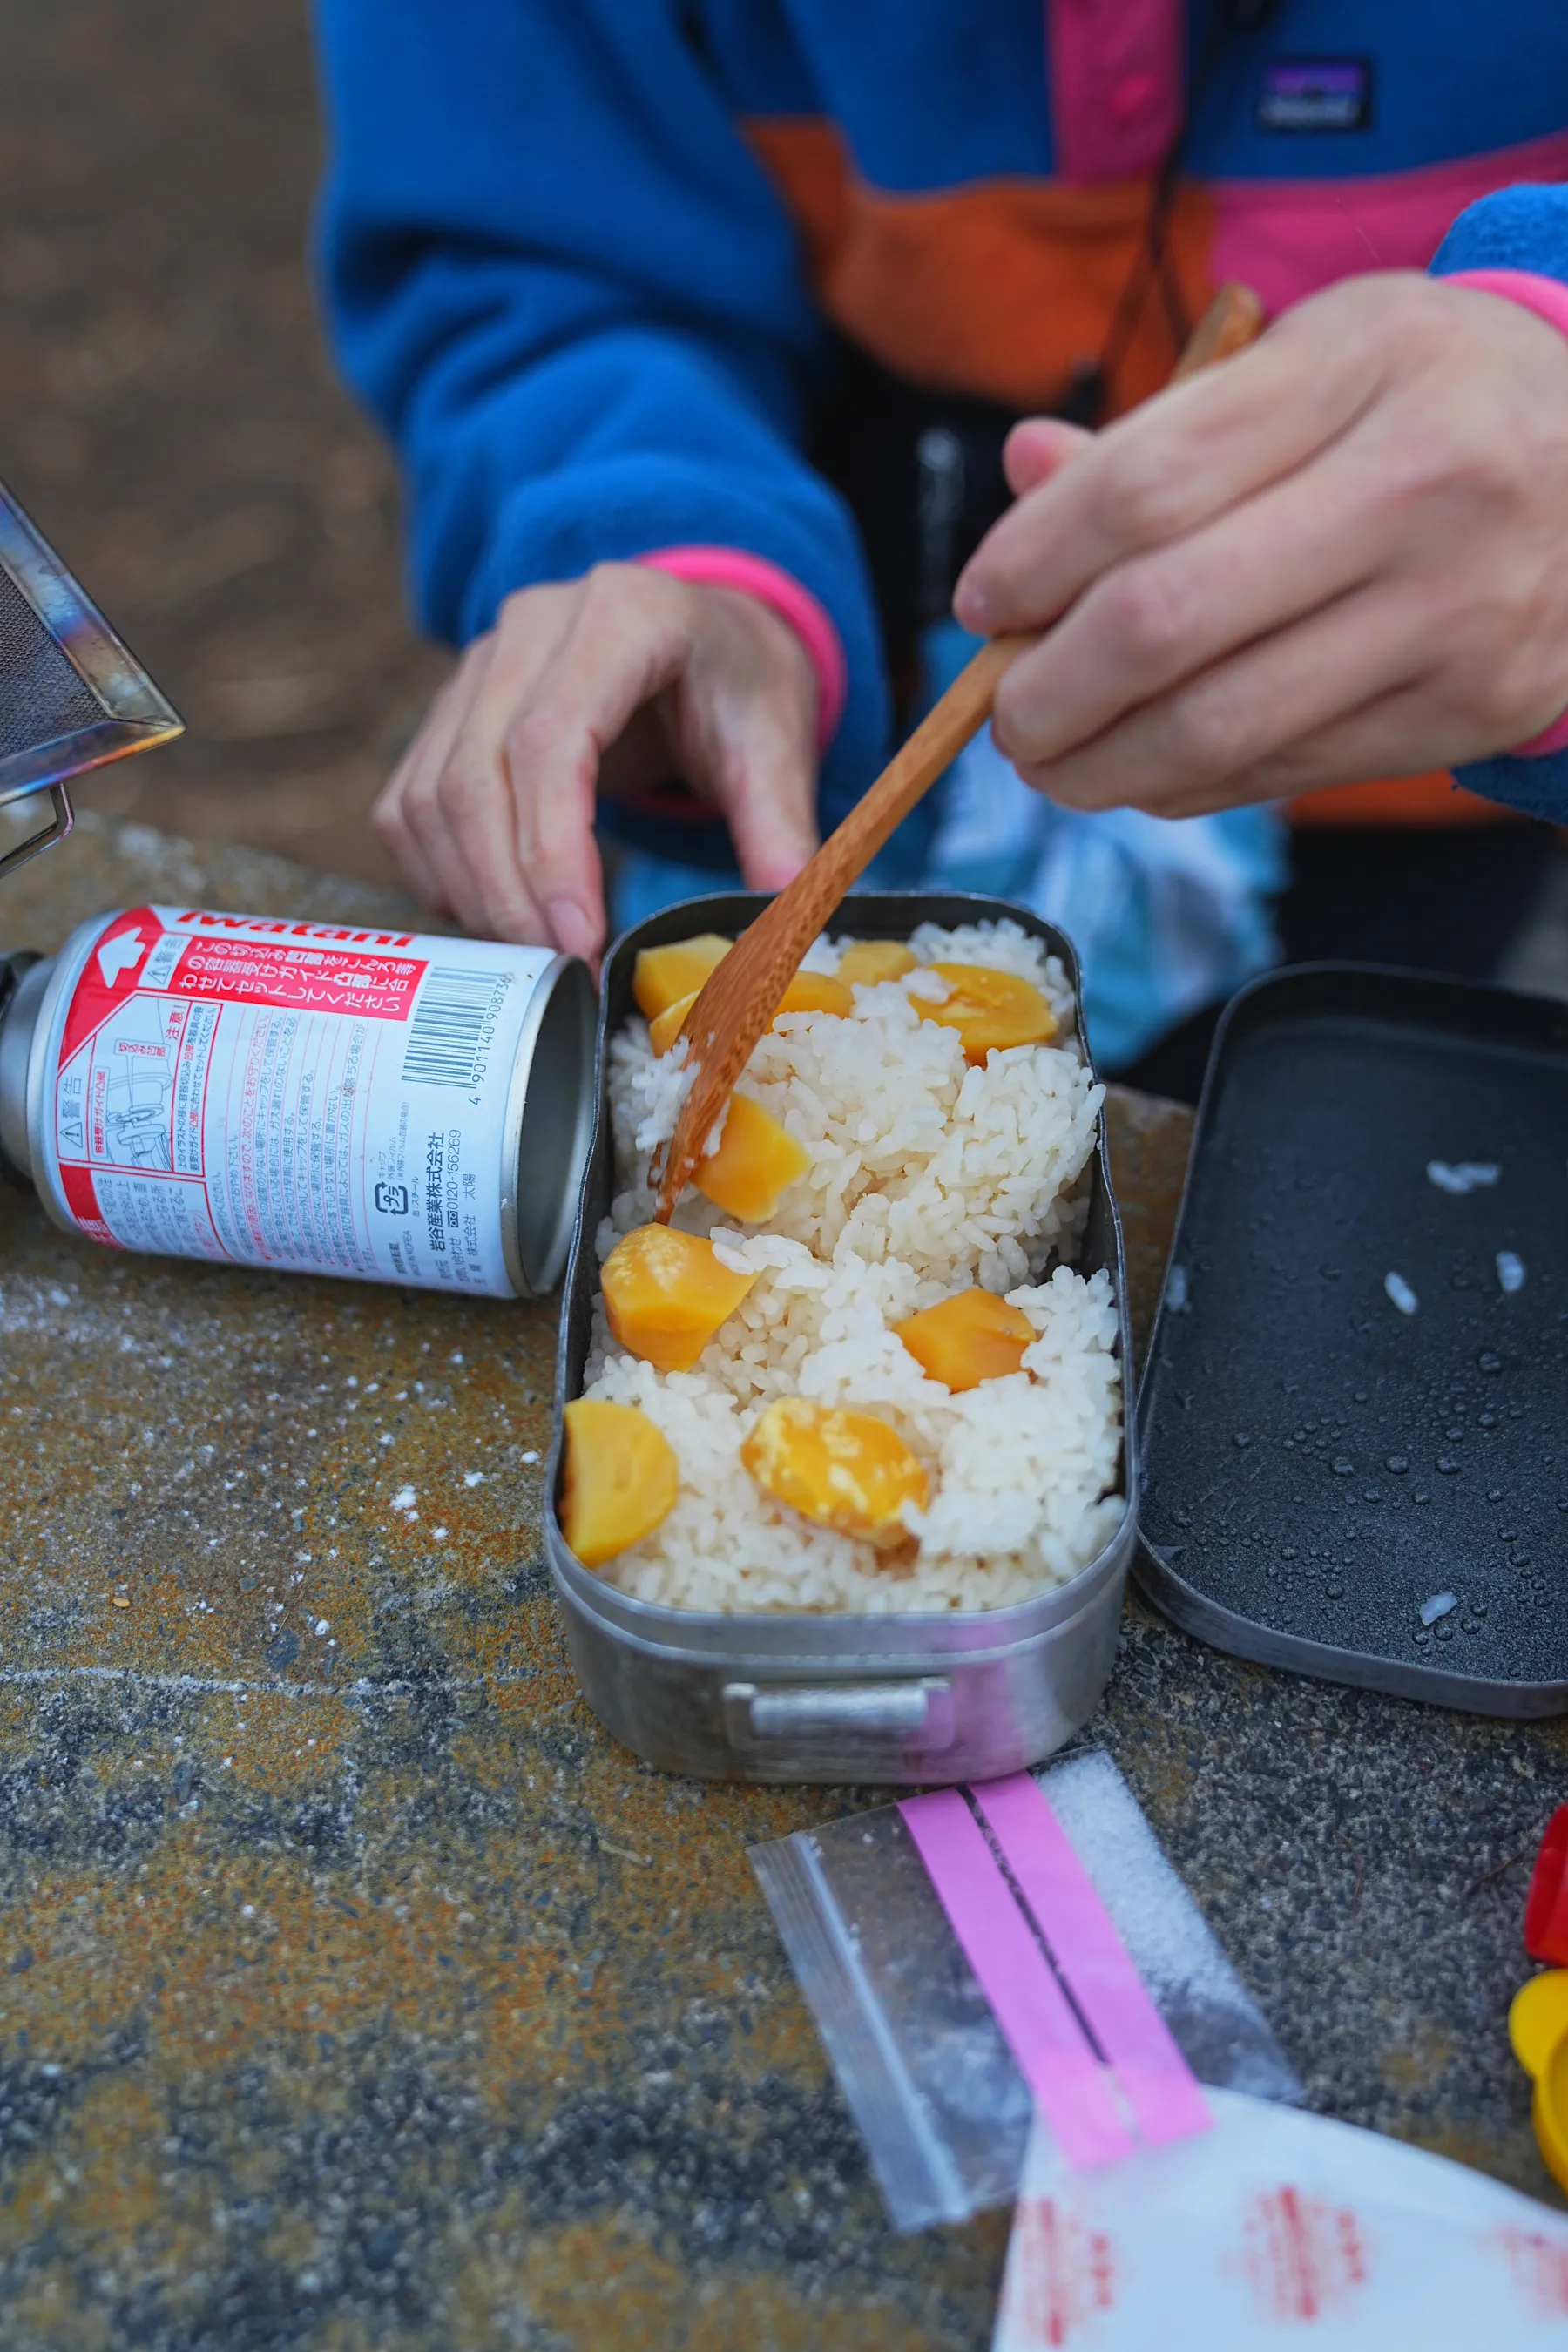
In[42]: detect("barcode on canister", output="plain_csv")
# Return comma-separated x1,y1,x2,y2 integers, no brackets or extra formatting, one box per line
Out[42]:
402,967,504,1088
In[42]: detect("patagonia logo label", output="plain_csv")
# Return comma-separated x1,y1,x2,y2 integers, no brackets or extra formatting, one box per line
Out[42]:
1257,56,1372,133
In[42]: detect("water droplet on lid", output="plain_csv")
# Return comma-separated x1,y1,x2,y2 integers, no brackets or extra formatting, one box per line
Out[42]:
1511,1552,1532,1570
1281,1545,1298,1560
1325,1579,1345,1599
1363,1489,1382,1503
1332,1457,1354,1476
1233,1432,1251,1449
1498,1528,1517,1542
1386,1456,1409,1474
1436,1619,1456,1641
1353,1391,1369,1404
1479,1412,1497,1429
1414,1490,1431,1505
1490,1489,1504,1504
1437,1457,1461,1474
1478,1353,1502,1374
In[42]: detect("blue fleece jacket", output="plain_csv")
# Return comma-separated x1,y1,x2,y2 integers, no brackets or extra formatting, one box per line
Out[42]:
312,2,1568,846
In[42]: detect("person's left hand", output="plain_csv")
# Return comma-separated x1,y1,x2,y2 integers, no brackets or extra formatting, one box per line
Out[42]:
954,271,1568,816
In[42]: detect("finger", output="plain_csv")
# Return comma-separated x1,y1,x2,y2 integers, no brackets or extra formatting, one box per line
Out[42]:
374,765,450,915
424,596,583,943
374,662,473,916
1005,579,1427,815
992,426,1396,768
507,568,694,958
1003,417,1094,497
1235,679,1482,805
402,638,517,936
704,686,818,892
955,285,1393,633
1094,682,1452,821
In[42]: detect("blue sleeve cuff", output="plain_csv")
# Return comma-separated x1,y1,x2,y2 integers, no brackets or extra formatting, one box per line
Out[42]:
1451,753,1568,824
1431,183,1568,282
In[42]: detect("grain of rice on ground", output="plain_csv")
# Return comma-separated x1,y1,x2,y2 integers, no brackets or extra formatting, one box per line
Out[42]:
583,919,1125,1612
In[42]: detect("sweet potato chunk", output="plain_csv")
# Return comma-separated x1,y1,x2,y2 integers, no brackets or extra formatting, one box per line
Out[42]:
896,1288,1035,1391
601,1226,757,1373
741,1397,929,1544
694,1093,810,1222
632,934,731,1021
772,971,854,1022
648,988,698,1057
914,962,1057,1063
837,940,917,989
649,966,851,1055
560,1398,679,1566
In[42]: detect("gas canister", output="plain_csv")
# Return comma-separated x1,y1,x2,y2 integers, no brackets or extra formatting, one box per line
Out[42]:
0,904,593,1299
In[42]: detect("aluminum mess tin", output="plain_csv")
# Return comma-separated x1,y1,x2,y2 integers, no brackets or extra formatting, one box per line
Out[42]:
546,891,1139,1786
1136,962,1568,1716
0,903,595,1299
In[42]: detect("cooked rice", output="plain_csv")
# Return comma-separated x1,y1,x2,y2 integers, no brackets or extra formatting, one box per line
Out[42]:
580,919,1125,1612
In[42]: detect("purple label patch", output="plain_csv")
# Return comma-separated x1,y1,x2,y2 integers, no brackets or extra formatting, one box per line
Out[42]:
1257,56,1372,134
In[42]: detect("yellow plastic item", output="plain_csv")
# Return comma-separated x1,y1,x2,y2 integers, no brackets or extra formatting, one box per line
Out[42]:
648,989,698,1057
1537,2034,1568,2193
600,1226,758,1373
772,971,854,1023
632,934,731,1021
1511,1970,1568,2078
914,962,1058,1063
895,1288,1035,1391
694,1092,810,1222
560,1398,679,1567
838,940,917,989
741,1397,929,1544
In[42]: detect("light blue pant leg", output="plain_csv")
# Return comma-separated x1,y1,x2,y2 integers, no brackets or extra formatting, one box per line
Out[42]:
918,621,1287,1069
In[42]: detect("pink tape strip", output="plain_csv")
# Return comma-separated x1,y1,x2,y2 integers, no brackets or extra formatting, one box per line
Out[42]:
897,1788,1135,2170
973,1773,1212,2149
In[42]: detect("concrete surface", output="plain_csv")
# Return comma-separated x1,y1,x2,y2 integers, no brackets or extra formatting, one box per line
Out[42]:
0,812,1560,2349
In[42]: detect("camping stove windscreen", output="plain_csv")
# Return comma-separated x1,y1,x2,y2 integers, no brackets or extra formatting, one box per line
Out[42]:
0,476,181,880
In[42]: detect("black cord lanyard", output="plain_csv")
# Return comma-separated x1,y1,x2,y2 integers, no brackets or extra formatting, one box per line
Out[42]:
1066,0,1281,424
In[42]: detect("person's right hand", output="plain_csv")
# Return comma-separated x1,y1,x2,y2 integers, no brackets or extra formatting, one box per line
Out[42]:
373,563,821,962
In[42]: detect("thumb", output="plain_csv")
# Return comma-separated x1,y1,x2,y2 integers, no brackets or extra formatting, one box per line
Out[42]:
1004,416,1095,497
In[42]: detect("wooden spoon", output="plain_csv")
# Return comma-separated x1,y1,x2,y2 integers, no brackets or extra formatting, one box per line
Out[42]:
652,280,1263,1220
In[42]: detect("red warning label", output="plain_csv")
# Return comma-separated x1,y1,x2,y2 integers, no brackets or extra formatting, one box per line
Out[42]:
159,932,427,1019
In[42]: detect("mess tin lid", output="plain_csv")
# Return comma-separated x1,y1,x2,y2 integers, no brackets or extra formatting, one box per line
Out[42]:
1134,962,1568,1720
0,478,182,882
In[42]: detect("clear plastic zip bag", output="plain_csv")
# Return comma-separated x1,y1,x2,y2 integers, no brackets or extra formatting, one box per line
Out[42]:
752,1748,1301,2234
